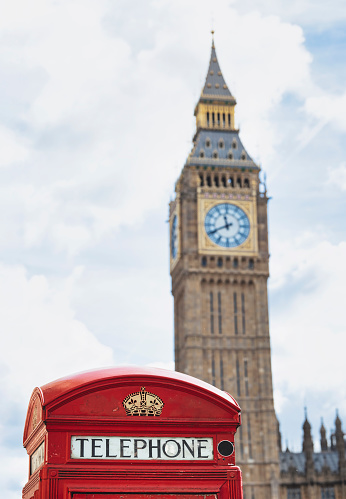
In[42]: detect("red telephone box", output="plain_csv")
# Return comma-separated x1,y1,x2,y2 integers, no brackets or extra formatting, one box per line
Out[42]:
23,367,243,499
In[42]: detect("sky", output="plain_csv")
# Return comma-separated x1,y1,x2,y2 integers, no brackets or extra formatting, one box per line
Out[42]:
0,0,346,495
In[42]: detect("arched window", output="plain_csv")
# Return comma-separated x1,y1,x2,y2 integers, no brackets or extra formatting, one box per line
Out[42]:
244,178,250,188
218,139,224,149
228,151,233,160
249,259,254,270
201,256,207,267
199,150,205,158
212,150,218,159
232,139,237,149
217,257,223,268
233,258,239,268
205,138,211,148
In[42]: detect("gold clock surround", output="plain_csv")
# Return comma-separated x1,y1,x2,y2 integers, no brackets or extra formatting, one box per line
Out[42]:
197,194,258,256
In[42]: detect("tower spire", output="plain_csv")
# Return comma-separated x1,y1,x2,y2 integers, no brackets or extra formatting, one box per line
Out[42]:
320,418,328,451
194,39,237,134
200,40,235,101
302,410,314,478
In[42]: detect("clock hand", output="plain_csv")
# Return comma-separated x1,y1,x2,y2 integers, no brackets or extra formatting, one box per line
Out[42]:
224,215,231,230
208,223,233,235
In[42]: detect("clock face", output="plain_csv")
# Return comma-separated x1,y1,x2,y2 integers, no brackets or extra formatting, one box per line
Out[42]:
204,203,250,248
171,214,178,258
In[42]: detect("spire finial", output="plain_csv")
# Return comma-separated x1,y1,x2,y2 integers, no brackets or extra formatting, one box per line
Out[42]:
211,30,215,48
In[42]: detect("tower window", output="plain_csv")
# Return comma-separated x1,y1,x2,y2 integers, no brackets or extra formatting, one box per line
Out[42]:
238,424,244,459
233,292,238,335
244,359,249,396
217,257,223,267
222,113,225,127
233,258,238,268
199,150,205,158
211,352,216,386
218,139,224,149
241,292,246,334
212,112,215,126
221,176,227,188
241,151,246,160
249,258,254,269
237,177,242,187
201,256,207,267
218,291,222,334
236,356,241,395
210,292,214,335
207,175,212,187
214,175,219,187
228,114,231,127
207,112,210,127
287,489,301,499
220,355,224,390
232,139,237,149
217,112,220,125
228,176,233,186
247,417,253,459
321,488,335,499
228,151,233,160
244,178,250,188
205,138,211,147
199,173,204,186
212,151,218,159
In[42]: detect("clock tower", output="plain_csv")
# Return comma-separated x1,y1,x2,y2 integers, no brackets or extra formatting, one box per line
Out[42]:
169,39,280,499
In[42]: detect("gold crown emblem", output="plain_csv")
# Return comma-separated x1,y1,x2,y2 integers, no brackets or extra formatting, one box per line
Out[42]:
123,387,164,416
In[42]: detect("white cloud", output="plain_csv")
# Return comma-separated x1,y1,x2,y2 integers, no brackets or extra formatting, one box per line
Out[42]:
270,236,346,424
328,162,346,191
233,0,346,28
0,263,113,405
304,91,346,132
0,125,29,167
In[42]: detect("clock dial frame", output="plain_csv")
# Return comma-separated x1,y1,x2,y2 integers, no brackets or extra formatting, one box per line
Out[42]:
204,203,250,248
197,196,258,256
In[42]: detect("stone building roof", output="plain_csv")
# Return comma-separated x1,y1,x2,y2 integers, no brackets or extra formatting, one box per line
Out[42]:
280,450,340,474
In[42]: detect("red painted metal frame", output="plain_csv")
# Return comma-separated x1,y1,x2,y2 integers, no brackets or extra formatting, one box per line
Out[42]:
22,367,243,499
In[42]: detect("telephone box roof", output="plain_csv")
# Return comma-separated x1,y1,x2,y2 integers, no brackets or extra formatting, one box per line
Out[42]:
35,366,241,412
